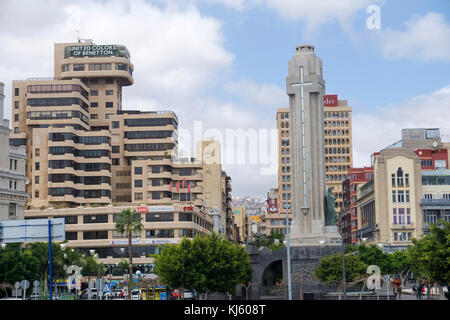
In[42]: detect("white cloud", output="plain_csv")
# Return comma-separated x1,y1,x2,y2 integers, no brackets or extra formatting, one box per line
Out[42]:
0,0,234,117
352,85,450,167
380,12,450,62
0,0,281,197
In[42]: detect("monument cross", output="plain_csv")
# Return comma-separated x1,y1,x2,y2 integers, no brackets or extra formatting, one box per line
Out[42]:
290,67,312,215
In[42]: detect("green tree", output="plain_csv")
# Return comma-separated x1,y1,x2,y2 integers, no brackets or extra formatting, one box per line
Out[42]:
407,221,449,299
390,250,412,286
0,244,40,289
313,252,367,299
253,231,285,251
347,244,393,275
153,233,252,298
114,208,143,299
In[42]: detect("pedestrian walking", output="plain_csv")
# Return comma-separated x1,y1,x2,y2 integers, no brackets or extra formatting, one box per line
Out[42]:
415,280,423,300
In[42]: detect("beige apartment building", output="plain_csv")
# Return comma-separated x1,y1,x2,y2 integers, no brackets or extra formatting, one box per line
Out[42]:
274,95,352,234
10,40,233,270
355,128,450,251
276,108,292,236
25,204,213,267
195,139,234,239
324,96,353,213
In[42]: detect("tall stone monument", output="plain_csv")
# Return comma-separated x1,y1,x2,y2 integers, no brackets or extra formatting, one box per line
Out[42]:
286,45,341,245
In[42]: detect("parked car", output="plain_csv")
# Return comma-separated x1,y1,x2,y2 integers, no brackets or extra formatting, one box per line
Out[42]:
131,289,142,300
183,290,197,300
80,288,98,299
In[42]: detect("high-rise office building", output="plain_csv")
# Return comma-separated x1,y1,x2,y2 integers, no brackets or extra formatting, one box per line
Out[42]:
9,41,230,267
323,95,353,214
10,41,185,209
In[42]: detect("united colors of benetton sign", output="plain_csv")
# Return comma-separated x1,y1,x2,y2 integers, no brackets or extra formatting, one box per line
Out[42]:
64,45,130,59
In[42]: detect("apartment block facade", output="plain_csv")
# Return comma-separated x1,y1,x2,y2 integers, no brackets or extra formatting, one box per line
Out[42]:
354,128,449,251
323,95,353,213
10,40,233,267
0,82,28,220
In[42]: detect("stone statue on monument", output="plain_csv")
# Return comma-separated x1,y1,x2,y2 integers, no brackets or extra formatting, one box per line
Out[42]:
324,187,338,226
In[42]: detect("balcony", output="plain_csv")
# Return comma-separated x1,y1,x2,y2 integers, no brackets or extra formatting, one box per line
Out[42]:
420,198,450,208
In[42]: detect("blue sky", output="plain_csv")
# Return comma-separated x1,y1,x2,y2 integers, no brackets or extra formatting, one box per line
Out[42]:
195,0,450,113
1,0,449,197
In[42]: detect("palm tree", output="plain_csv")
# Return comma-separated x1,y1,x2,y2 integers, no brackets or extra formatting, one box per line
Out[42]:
115,208,143,299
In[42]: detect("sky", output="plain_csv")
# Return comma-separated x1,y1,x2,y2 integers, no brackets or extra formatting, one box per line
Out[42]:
0,0,449,197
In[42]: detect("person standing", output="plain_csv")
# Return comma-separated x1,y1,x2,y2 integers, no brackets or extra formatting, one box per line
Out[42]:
415,280,423,300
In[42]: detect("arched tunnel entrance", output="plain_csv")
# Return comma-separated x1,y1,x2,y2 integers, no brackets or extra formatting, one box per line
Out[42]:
261,260,283,296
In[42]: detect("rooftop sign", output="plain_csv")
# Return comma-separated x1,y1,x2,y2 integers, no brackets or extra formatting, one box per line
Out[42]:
64,44,130,59
324,94,338,107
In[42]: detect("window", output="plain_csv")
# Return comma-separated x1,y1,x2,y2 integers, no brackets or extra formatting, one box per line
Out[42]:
105,102,113,108
35,148,40,157
134,180,143,188
146,213,174,222
392,191,396,203
66,232,77,240
88,63,112,71
35,162,40,170
112,121,120,128
391,174,396,186
406,190,410,203
179,212,192,221
35,191,39,198
396,167,404,186
151,166,160,174
435,160,447,168
112,146,120,153
105,79,114,84
83,231,108,240
134,167,143,175
424,194,433,200
112,158,120,166
134,192,143,201
35,176,39,184
152,192,161,200
83,214,108,224
65,216,78,224
8,203,16,216
14,114,19,122
105,90,113,96
421,160,433,167
398,191,405,203
62,65,69,72
90,79,99,84
145,229,174,238
73,64,85,71
91,102,98,108
14,101,19,109
91,90,98,96
91,114,98,119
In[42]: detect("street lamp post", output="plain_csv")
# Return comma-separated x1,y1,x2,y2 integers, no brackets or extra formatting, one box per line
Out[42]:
282,138,292,300
340,213,346,300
